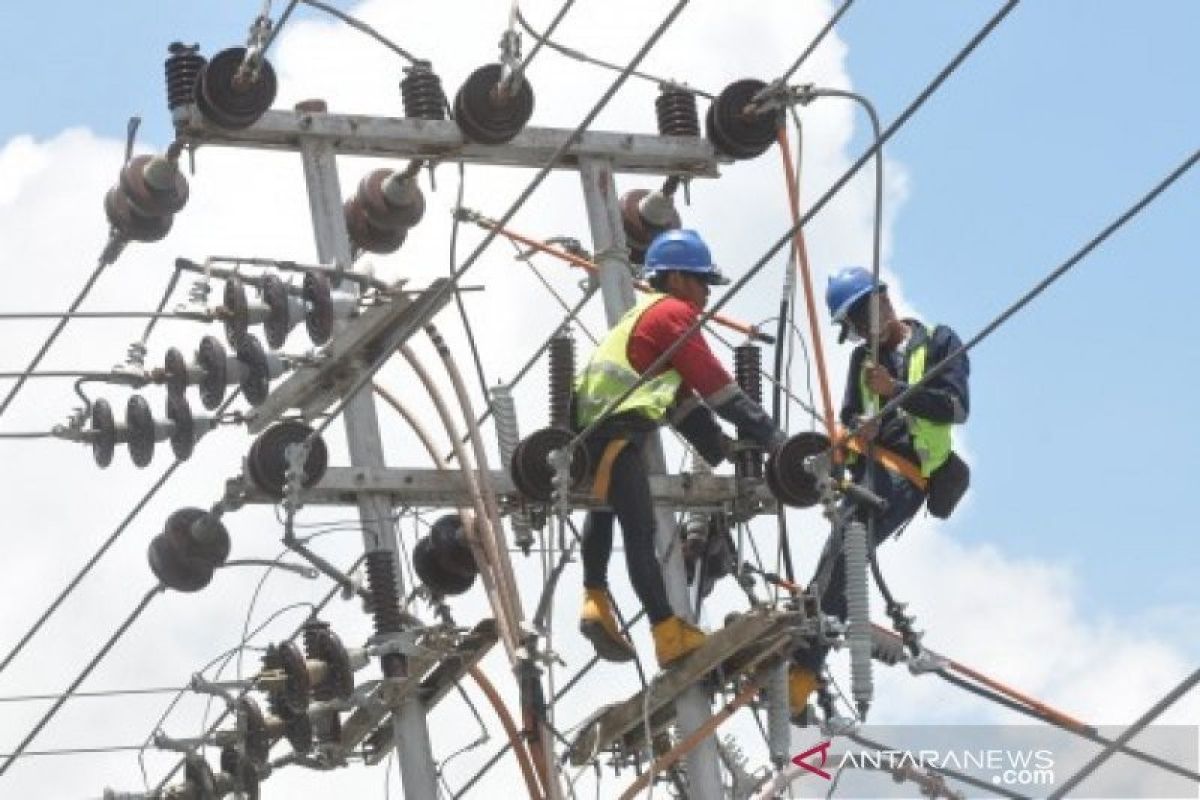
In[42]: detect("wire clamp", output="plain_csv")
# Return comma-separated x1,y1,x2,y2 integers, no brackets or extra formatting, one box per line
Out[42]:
907,649,947,676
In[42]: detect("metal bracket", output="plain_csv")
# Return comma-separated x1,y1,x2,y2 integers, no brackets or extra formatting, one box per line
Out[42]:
244,278,452,433
907,649,949,676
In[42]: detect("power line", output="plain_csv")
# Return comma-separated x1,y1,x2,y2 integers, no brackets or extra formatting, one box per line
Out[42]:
0,245,120,421
569,0,1021,450
779,0,856,83
297,0,421,63
870,146,1199,427
515,4,713,98
1047,668,1200,800
0,686,203,704
305,0,691,444
0,745,147,759
0,390,242,678
0,585,164,776
149,555,365,792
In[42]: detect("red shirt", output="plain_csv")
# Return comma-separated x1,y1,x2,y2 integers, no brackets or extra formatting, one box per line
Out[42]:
626,296,732,399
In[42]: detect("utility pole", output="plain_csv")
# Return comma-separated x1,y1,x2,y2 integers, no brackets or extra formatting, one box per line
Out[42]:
578,156,724,799
294,99,440,798
172,101,723,797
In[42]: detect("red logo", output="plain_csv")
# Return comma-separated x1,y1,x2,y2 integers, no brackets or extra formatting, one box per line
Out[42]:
791,740,833,780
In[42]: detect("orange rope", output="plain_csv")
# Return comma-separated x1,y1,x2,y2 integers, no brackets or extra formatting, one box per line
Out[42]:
757,573,1086,732
468,665,546,800
838,426,927,490
777,124,838,442
471,216,773,344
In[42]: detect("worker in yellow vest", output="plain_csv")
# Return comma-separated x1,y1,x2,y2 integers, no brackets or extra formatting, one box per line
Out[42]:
574,230,787,668
789,266,971,718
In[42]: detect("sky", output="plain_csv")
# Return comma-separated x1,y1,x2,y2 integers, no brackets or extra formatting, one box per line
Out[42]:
0,1,1197,799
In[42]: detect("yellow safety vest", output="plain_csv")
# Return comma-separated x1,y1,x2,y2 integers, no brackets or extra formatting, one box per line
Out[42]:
574,293,683,427
860,339,952,478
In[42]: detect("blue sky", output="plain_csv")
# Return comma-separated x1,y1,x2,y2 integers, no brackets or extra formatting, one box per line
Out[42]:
0,1,1196,795
836,1,1199,631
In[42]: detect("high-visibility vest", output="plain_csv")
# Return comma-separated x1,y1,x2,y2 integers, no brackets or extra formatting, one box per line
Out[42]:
860,337,952,478
574,293,683,427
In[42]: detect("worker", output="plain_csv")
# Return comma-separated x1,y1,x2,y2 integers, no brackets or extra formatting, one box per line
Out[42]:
574,229,787,668
789,265,970,719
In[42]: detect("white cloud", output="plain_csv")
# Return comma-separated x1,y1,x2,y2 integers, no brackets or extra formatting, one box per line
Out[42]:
0,2,1194,799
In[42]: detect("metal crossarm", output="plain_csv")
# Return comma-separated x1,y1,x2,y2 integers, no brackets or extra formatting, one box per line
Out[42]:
567,608,798,766
174,107,723,178
246,279,452,432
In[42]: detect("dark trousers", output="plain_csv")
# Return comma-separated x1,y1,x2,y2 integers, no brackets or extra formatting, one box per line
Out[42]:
580,435,674,625
793,466,926,673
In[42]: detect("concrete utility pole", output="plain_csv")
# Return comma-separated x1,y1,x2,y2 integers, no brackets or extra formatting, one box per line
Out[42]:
295,101,440,798
578,156,724,800
178,102,723,797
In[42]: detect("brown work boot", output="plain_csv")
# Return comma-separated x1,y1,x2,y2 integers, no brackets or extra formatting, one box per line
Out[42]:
579,588,636,662
789,666,819,723
651,616,707,668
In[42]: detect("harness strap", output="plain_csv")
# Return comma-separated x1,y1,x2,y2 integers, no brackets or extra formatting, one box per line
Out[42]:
591,438,631,501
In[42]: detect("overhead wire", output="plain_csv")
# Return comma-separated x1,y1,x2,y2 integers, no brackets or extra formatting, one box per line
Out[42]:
0,584,165,776
137,601,312,752
1047,668,1200,800
778,0,857,84
514,7,713,99
567,0,1021,457
149,554,366,792
297,0,421,63
863,146,1200,433
18,0,1193,793
307,0,691,452
504,235,599,344
374,375,544,800
0,246,121,421
449,162,496,416
0,390,243,677
511,0,577,85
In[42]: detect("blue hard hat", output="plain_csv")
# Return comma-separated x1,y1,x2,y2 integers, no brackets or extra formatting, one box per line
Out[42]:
644,229,730,285
826,266,886,323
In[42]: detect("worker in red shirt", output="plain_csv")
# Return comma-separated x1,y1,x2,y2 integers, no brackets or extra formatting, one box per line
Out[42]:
574,229,786,668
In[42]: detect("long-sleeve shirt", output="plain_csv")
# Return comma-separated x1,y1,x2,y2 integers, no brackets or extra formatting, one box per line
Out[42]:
626,295,732,399
840,319,969,469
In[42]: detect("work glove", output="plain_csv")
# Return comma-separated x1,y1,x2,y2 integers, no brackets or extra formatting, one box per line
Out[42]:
710,386,788,451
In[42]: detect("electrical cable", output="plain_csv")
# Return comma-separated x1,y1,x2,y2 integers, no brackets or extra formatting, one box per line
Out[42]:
0,311,204,321
505,236,599,344
136,261,185,347
450,610,648,798
0,584,164,776
449,161,495,414
567,0,1021,454
149,554,366,792
304,0,687,445
297,0,421,63
511,0,577,84
863,146,1200,433
845,732,1028,800
258,0,301,58
135,601,314,789
514,7,713,99
0,390,242,678
778,0,856,84
0,243,122,421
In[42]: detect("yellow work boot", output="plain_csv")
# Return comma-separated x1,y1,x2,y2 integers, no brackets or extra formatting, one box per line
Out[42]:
789,666,819,723
652,616,707,668
579,588,636,662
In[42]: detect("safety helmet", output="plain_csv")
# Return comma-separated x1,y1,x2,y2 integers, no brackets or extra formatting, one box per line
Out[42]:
643,229,730,285
826,266,886,323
